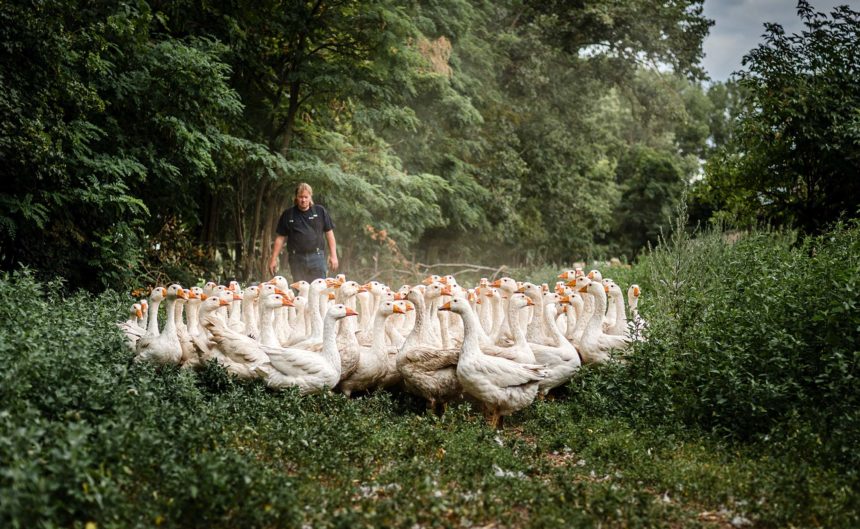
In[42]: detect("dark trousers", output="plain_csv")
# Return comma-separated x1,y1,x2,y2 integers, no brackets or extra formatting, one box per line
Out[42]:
288,250,327,285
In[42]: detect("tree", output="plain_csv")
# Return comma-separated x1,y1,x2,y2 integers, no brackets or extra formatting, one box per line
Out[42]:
0,1,242,289
704,1,860,233
610,145,686,257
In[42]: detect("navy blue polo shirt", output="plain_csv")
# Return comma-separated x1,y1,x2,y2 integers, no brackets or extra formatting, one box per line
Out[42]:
275,204,334,254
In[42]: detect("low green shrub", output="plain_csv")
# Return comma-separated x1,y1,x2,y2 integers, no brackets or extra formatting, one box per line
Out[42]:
569,219,860,471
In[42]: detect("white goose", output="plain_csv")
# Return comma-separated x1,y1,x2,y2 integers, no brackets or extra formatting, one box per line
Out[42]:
255,304,358,394
339,300,401,396
440,297,546,429
529,295,581,395
628,284,648,341
205,303,271,380
117,303,145,351
135,284,185,365
397,286,461,413
490,277,519,345
576,278,630,363
286,278,328,349
605,282,628,336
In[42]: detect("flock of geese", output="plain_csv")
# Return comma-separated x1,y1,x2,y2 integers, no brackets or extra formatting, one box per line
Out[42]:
118,269,645,427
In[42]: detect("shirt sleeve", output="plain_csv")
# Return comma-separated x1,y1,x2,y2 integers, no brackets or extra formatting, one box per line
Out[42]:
320,206,334,232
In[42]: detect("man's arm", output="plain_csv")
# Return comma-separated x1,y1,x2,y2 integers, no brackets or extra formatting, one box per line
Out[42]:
325,230,338,272
268,235,286,277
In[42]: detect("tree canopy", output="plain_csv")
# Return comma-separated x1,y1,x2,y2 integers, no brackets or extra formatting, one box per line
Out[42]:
18,1,857,290
699,1,860,233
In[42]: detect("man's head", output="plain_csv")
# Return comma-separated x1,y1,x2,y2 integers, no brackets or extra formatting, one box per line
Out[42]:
294,182,314,211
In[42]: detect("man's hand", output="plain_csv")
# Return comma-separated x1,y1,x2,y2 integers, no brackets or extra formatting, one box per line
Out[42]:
328,255,339,272
267,257,278,277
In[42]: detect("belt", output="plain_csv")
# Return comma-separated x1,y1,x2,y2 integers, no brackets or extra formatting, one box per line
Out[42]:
289,248,322,256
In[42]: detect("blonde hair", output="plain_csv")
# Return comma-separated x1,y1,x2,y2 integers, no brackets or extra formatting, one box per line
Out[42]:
293,182,314,206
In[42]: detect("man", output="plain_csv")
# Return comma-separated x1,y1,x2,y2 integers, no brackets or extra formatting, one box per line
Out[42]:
267,182,338,282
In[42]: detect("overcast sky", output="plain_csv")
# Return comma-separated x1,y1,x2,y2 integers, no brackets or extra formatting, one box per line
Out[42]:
701,0,858,81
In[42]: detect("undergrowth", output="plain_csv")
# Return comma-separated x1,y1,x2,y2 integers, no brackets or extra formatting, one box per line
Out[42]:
1,220,858,528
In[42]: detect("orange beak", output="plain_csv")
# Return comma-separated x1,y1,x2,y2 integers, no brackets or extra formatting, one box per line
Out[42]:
439,301,452,311
219,299,230,307
440,286,453,296
345,307,359,317
282,297,294,307
491,279,501,288
393,304,405,315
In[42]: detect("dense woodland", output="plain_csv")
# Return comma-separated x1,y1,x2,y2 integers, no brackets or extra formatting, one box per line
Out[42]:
5,0,855,291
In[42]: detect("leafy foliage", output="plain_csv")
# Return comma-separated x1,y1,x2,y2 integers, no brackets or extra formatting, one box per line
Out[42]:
702,1,860,233
572,215,860,474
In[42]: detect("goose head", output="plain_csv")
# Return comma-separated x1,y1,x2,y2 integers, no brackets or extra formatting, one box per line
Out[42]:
438,297,471,315
392,300,412,315
198,296,226,318
339,280,361,299
567,276,591,293
259,283,286,300
262,293,294,311
148,287,167,304
509,292,534,310
188,286,203,302
423,282,445,302
269,275,290,292
542,292,562,306
377,300,398,317
587,269,603,281
326,303,359,320
243,285,260,302
492,277,518,294
167,284,187,300
518,282,542,302
290,280,309,297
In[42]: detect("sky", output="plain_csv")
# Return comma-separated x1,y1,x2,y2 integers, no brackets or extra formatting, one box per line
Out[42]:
700,0,859,81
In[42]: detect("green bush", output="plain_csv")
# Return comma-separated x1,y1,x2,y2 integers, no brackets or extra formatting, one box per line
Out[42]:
570,219,860,470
